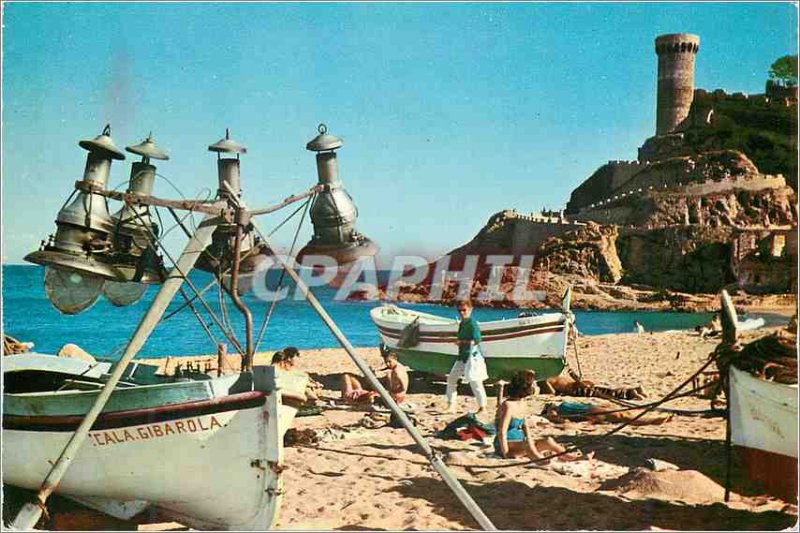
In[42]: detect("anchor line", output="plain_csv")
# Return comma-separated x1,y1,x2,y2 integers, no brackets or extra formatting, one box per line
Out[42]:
156,171,215,232
154,192,312,351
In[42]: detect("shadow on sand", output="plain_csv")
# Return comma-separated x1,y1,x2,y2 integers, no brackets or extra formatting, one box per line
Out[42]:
389,476,796,531
557,433,781,498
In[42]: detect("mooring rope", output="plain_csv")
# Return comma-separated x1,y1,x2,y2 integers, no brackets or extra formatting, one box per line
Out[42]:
526,351,722,464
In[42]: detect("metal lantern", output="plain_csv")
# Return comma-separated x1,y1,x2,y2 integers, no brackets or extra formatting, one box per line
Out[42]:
296,124,377,265
196,129,271,291
102,134,169,306
25,125,125,278
25,125,126,314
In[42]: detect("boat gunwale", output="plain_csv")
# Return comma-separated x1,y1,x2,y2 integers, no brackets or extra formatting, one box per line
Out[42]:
373,315,566,336
370,305,566,331
3,390,268,432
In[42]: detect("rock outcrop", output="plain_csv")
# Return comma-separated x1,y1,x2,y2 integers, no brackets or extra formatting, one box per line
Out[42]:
617,226,735,293
535,223,623,284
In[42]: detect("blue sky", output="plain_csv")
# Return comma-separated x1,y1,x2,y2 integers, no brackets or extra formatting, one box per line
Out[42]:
2,2,797,266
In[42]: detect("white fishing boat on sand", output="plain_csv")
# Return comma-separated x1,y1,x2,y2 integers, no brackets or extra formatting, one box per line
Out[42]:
3,353,307,529
728,365,798,502
371,289,573,379
718,291,798,503
4,124,497,531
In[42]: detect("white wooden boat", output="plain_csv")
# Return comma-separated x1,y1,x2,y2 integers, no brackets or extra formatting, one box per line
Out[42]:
728,365,798,501
370,290,572,379
717,290,798,502
738,317,766,331
3,353,307,530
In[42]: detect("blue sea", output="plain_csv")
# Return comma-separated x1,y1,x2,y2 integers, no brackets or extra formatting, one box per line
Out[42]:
1,265,786,360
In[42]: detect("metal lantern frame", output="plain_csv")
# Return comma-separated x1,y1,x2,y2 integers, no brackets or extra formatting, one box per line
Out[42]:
11,126,496,531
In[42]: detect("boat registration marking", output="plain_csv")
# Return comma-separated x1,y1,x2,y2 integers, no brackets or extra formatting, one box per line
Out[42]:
747,404,784,439
89,415,223,446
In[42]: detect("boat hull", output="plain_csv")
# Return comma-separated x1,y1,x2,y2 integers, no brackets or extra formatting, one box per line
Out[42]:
728,366,798,502
393,347,566,379
3,356,305,530
371,306,568,380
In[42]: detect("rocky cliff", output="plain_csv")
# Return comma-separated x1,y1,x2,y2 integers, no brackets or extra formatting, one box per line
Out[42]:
535,223,623,284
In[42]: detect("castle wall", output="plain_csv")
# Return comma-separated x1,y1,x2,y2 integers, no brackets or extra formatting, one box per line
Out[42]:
508,218,585,255
571,171,792,227
571,206,635,226
681,175,786,195
639,87,797,183
565,161,648,213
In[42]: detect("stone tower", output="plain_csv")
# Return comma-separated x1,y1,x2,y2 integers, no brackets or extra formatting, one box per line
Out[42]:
655,33,700,135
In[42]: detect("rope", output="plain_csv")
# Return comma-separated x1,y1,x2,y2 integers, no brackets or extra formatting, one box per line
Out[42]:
603,393,724,416
127,208,245,355
549,382,721,418
157,188,213,240
266,195,314,238
162,278,217,322
527,352,722,464
179,287,219,346
254,195,313,351
156,171,214,232
567,313,583,379
217,272,233,333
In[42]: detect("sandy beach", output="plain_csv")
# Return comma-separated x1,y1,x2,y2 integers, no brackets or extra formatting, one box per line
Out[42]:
142,325,794,530
11,326,795,531
257,327,797,531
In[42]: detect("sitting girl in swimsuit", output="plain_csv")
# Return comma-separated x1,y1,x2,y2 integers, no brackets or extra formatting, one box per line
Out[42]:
341,374,380,404
494,370,583,463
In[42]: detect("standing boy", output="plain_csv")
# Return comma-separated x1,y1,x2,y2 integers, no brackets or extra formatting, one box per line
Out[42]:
445,300,488,414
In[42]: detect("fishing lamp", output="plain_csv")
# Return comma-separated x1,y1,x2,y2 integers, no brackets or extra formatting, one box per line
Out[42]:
197,129,271,293
25,125,126,314
102,134,169,306
296,124,378,266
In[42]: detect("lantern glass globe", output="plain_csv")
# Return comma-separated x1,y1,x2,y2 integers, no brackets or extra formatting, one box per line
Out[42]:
44,266,104,315
102,280,148,307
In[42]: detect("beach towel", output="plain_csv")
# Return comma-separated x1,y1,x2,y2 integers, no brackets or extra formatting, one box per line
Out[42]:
456,426,489,442
435,412,496,440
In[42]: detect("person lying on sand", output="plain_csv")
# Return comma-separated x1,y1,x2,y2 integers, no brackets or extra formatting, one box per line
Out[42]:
541,401,672,426
495,370,587,464
341,351,409,405
538,369,646,400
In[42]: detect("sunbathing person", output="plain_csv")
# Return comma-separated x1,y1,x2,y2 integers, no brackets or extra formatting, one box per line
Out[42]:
541,401,672,426
696,314,723,339
341,351,409,405
272,346,301,371
495,370,584,463
538,369,646,400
